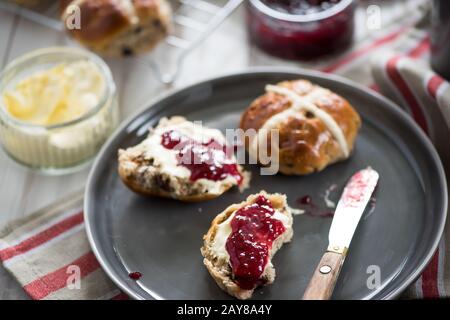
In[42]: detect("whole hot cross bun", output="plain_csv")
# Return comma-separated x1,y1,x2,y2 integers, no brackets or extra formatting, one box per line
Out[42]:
240,79,361,175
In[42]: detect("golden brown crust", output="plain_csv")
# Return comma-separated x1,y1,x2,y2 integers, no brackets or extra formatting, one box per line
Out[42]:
118,160,248,202
133,0,161,20
240,79,361,175
201,192,293,299
61,0,171,57
239,93,292,131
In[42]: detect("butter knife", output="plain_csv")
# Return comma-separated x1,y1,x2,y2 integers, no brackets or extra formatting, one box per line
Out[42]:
303,167,379,300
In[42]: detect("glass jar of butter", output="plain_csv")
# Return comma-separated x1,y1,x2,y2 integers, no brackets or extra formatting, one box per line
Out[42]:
0,47,119,174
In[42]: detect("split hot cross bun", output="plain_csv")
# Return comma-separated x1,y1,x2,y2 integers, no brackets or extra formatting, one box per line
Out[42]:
60,0,171,57
240,79,361,175
118,117,250,202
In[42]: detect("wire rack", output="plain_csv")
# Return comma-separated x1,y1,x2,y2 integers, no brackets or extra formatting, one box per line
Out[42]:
0,0,243,84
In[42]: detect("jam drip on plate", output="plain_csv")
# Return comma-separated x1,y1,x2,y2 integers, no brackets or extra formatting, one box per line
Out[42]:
161,130,242,184
128,272,142,280
225,195,286,290
262,0,341,15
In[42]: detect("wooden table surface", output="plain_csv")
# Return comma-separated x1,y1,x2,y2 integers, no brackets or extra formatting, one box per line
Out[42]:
0,0,426,299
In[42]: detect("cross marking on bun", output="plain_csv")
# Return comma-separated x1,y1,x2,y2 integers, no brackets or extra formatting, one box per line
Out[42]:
240,79,361,175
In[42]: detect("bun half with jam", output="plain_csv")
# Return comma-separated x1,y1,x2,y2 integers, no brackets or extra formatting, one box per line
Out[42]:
118,117,250,202
201,191,293,300
240,79,361,175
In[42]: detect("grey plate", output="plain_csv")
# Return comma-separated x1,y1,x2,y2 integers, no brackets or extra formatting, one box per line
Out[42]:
85,69,447,300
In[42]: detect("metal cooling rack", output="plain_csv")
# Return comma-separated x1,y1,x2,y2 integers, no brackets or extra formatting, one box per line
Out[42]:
0,0,243,84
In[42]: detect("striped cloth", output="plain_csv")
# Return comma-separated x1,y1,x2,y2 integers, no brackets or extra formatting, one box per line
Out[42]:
0,193,127,300
1,1,449,300
372,52,450,299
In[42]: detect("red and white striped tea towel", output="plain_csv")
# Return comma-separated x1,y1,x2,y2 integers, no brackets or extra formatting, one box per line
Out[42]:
371,52,450,299
372,51,450,161
0,193,128,300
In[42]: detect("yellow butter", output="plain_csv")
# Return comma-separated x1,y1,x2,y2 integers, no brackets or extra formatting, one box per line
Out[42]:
3,60,105,126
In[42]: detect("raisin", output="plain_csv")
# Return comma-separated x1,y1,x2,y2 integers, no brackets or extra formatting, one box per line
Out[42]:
122,47,134,57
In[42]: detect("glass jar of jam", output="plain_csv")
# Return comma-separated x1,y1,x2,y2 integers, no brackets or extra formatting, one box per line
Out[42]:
247,0,355,60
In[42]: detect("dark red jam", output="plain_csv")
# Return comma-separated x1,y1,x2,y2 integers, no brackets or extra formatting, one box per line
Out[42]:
161,130,242,184
297,195,334,218
369,196,376,208
261,0,341,15
319,211,335,218
225,195,286,290
299,195,312,205
247,0,355,60
128,272,142,280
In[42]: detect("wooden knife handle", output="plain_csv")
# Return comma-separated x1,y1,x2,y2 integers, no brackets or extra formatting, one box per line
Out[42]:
302,251,346,300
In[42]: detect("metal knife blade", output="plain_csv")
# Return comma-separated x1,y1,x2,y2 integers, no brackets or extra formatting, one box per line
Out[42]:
328,167,379,254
